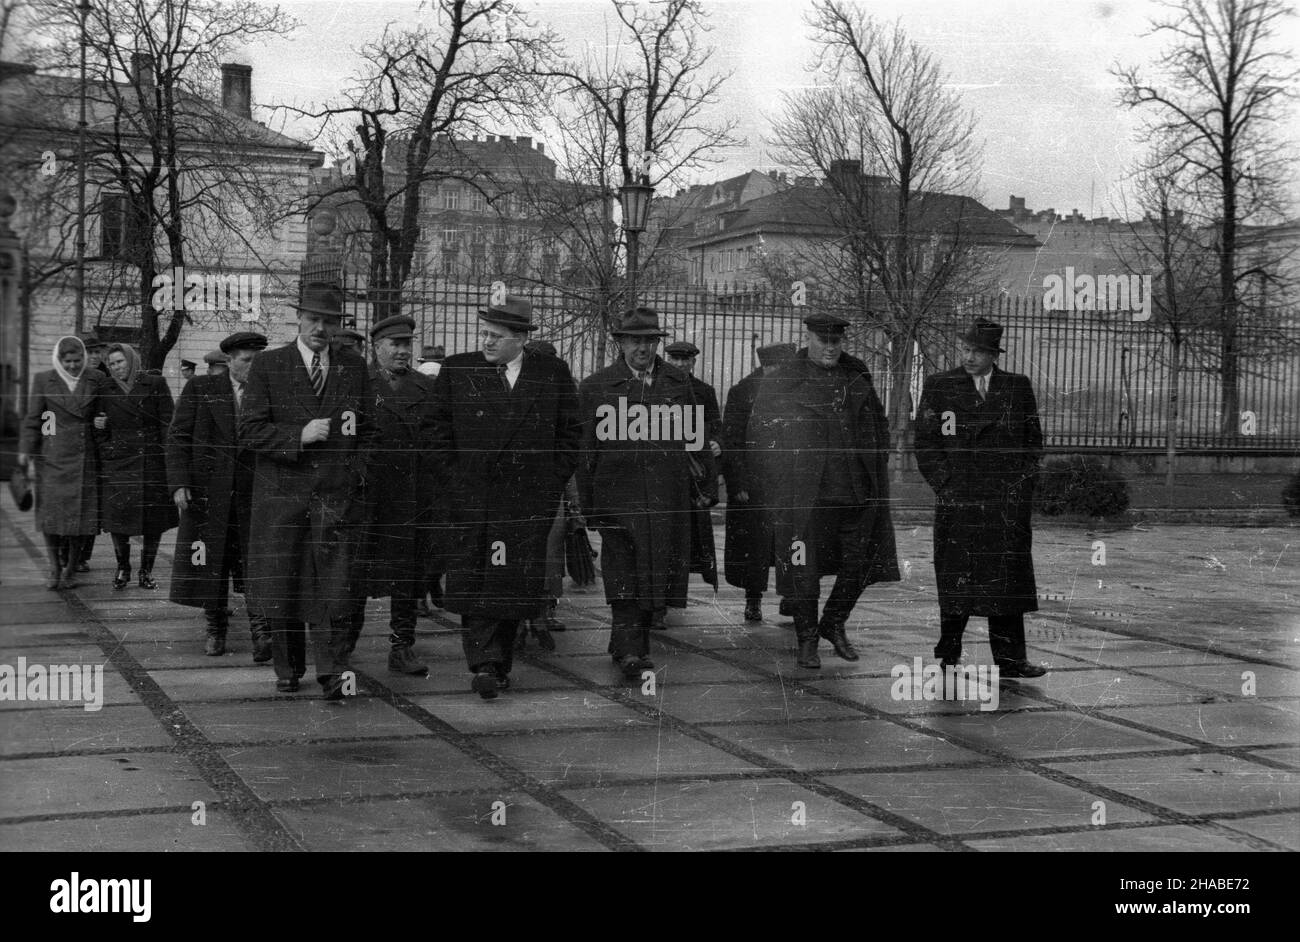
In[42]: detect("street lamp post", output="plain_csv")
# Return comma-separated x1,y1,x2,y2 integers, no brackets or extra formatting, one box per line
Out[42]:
74,0,92,335
619,176,653,308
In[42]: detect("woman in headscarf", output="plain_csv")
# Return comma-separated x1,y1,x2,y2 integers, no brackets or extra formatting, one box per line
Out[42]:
97,343,177,589
18,335,108,589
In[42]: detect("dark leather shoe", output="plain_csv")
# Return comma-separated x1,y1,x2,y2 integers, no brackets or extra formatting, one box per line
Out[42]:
531,621,556,652
618,654,654,679
320,675,347,701
387,645,429,675
76,561,90,573
998,659,1048,679
472,669,500,699
744,599,762,622
778,598,795,617
820,623,859,661
545,615,566,632
112,568,131,591
138,570,158,590
796,638,821,669
275,678,299,693
495,668,511,691
251,637,273,663
204,635,226,657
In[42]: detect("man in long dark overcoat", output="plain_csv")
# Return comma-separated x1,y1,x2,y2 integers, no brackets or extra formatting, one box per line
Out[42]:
578,308,713,678
238,283,379,698
665,340,721,603
167,331,272,661
722,341,795,622
914,319,1047,678
749,313,899,669
345,314,437,675
430,297,582,699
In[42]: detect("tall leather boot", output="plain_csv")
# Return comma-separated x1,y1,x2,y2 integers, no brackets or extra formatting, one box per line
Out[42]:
111,533,132,590
248,605,273,663
204,607,228,656
43,535,63,590
138,532,160,589
794,608,821,669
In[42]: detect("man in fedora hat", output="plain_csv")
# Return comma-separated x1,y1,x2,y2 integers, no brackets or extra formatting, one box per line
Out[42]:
430,296,582,698
577,307,713,678
344,314,436,675
167,331,273,661
723,341,796,622
750,313,899,669
915,319,1047,679
238,282,380,698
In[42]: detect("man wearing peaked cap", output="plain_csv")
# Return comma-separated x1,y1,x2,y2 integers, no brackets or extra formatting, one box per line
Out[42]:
577,308,716,678
332,327,365,356
167,330,273,661
237,281,380,699
339,314,437,675
431,295,583,699
665,338,722,601
180,360,197,382
722,340,797,622
914,319,1048,679
749,312,900,668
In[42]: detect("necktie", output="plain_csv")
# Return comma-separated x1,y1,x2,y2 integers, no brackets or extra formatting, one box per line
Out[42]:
497,363,511,392
310,353,324,397
977,374,987,400
232,381,243,417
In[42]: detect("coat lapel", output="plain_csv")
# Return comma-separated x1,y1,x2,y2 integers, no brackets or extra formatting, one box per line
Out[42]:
210,373,236,439
288,344,324,416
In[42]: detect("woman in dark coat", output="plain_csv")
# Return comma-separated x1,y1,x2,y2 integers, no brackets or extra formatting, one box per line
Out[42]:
18,335,106,589
97,343,177,589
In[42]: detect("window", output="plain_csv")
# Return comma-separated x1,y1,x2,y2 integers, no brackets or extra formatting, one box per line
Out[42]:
442,187,461,211
441,229,459,248
470,190,486,213
469,247,486,279
440,248,458,278
99,190,146,261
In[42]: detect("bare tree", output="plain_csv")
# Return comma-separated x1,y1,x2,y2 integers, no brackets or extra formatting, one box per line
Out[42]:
769,0,993,470
17,0,302,369
286,0,560,317
516,0,738,336
1114,0,1298,436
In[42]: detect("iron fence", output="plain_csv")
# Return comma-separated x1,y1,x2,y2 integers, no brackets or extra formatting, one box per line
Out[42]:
334,274,1300,452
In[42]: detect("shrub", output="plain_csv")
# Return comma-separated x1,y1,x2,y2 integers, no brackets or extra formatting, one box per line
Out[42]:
1283,469,1300,518
1034,456,1131,518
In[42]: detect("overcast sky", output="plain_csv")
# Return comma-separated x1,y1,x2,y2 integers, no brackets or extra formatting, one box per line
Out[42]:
243,0,1300,220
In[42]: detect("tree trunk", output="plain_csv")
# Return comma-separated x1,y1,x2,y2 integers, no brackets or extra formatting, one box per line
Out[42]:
1165,334,1180,509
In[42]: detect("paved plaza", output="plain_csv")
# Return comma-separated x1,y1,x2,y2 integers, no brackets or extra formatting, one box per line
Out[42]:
1,506,1297,852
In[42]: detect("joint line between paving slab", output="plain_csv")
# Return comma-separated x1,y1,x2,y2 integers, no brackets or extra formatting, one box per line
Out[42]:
4,510,305,853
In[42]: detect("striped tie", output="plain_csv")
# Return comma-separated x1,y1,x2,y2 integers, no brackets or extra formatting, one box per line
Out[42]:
310,353,324,398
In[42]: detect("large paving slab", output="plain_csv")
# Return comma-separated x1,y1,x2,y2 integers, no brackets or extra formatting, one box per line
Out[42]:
1099,701,1300,748
0,810,257,852
0,752,217,818
700,718,989,770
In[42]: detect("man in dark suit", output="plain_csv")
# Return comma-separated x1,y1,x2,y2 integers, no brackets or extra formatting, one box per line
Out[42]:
749,313,899,669
238,283,379,698
914,319,1048,679
345,314,436,675
430,297,582,699
722,341,795,622
578,308,713,678
167,331,272,661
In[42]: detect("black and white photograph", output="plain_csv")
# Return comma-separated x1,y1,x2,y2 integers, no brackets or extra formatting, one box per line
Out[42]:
0,0,1296,886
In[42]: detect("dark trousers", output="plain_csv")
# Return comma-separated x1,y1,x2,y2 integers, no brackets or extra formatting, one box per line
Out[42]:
270,617,351,684
345,592,419,650
934,612,1027,664
788,503,871,635
608,600,650,659
462,615,520,674
205,519,267,639
80,534,97,563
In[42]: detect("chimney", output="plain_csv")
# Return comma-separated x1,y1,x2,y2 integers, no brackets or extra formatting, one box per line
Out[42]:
221,63,252,120
1009,195,1025,214
516,135,532,148
131,52,155,90
827,158,862,188
535,142,544,154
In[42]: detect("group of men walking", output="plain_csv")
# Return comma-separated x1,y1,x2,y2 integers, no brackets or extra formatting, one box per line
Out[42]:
164,282,1046,703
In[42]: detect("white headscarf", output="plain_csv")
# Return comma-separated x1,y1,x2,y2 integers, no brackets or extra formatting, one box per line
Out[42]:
52,335,87,392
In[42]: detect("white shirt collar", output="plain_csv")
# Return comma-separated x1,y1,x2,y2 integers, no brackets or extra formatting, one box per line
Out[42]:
503,350,524,388
297,336,328,372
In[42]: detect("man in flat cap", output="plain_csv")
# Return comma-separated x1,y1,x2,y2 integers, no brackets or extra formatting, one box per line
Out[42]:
345,314,436,675
430,297,582,698
578,308,714,678
168,331,273,660
238,282,379,698
180,360,197,383
665,339,722,603
723,341,796,622
750,313,899,668
203,350,229,376
914,319,1047,679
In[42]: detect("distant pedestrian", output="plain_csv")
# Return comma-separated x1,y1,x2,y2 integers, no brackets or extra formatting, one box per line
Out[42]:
17,336,108,589
914,319,1047,678
749,313,899,668
98,343,178,591
665,340,722,603
180,359,197,383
